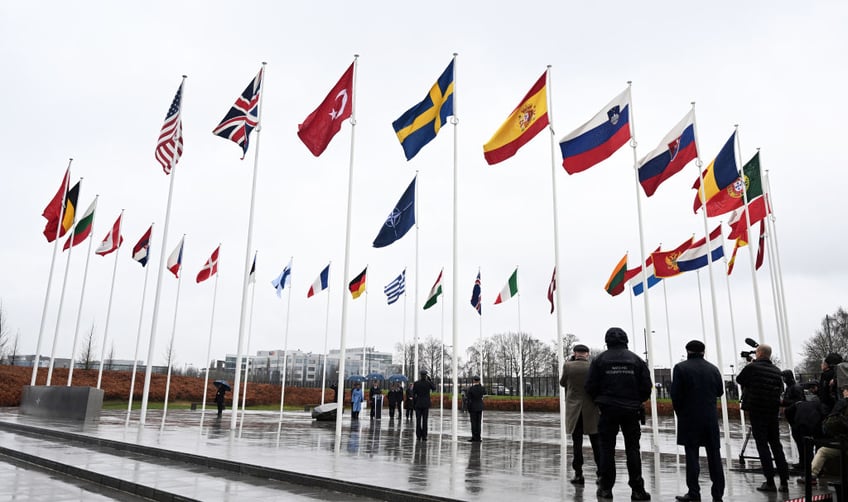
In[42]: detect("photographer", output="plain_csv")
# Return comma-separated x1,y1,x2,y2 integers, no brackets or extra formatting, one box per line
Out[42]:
412,369,437,441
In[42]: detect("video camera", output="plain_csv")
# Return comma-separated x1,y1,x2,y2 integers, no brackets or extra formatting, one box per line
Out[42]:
740,338,759,363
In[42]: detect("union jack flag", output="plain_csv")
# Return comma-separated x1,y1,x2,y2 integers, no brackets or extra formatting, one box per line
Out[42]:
155,81,184,174
213,67,263,158
470,270,481,315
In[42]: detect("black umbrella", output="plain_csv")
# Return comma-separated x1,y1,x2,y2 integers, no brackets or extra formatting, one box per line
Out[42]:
213,380,231,392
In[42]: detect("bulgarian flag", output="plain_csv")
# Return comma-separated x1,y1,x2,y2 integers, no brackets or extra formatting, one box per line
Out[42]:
63,198,97,251
423,269,443,310
494,268,518,304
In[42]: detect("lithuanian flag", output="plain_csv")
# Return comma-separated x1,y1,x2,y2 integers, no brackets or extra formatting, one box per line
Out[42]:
604,254,628,297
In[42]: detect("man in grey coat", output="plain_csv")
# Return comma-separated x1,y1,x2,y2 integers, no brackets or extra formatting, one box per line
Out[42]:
560,343,600,485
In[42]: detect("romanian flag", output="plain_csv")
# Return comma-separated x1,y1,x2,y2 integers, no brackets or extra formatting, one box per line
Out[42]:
559,88,631,174
349,267,367,300
692,131,738,213
695,152,762,217
604,254,628,297
651,238,694,279
483,71,548,165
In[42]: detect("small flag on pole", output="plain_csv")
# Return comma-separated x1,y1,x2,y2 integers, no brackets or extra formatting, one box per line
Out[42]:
470,271,481,315
42,168,71,242
213,68,263,159
132,226,153,267
272,258,292,297
423,269,443,310
494,268,519,304
307,264,330,298
349,267,367,299
547,267,556,314
95,213,123,256
384,269,406,305
373,176,416,248
298,62,354,157
63,198,97,251
155,81,184,175
196,246,220,283
167,237,184,278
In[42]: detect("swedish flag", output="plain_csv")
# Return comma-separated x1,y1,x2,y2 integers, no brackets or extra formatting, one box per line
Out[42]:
392,60,455,160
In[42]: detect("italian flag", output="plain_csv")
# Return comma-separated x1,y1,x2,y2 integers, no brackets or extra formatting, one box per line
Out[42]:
423,269,443,310
63,198,97,251
494,269,518,304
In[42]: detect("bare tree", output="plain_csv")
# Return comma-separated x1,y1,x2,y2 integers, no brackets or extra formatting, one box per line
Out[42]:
799,307,848,375
163,339,177,371
8,330,20,365
79,324,98,370
0,301,9,361
106,342,116,371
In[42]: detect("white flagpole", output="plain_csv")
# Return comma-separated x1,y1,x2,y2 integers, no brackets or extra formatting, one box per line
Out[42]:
46,185,83,386
141,75,186,425
67,195,99,386
401,281,407,417
200,269,220,427
413,168,421,380
160,250,184,429
239,277,256,436
720,230,747,430
625,83,659,449
440,294,445,424
450,52,460,443
32,159,73,386
516,271,524,430
764,169,793,368
695,270,708,343
126,223,154,426
545,66,568,448
97,209,124,389
478,267,483,384
321,264,332,406
361,286,368,380
334,55,359,449
278,257,293,425
230,63,267,431
661,279,682,462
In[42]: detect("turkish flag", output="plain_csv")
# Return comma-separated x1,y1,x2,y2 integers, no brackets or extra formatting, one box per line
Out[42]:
297,62,354,156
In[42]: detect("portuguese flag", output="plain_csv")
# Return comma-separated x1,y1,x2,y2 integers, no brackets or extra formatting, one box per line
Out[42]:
604,254,628,296
63,198,97,251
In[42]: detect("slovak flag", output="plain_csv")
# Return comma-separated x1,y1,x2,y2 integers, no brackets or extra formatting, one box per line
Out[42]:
167,236,184,278
196,246,220,283
559,88,631,174
307,264,330,297
637,109,698,197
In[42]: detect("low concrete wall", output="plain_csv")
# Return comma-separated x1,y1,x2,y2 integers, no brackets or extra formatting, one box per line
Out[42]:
20,386,104,421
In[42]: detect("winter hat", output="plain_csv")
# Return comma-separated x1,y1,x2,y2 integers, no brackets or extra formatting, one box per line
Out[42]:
604,327,628,346
825,353,843,367
573,344,590,353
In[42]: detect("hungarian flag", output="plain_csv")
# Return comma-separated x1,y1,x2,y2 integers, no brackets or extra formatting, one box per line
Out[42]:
298,62,354,156
132,226,152,267
494,268,519,304
42,168,71,242
213,68,263,158
196,246,220,283
755,220,766,270
423,269,443,310
95,213,123,256
63,198,96,251
348,266,367,299
167,237,184,278
604,255,628,297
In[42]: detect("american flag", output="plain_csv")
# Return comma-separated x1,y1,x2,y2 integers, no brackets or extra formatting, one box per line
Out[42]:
384,269,406,305
155,81,184,175
213,67,263,158
470,270,481,315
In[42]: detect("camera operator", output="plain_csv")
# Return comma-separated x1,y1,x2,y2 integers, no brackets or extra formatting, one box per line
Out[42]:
413,369,437,441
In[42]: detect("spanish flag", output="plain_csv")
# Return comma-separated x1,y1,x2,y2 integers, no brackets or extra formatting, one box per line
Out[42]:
483,71,548,165
349,267,367,300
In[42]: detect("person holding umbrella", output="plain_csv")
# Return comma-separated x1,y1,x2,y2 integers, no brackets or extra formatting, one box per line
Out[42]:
213,380,230,418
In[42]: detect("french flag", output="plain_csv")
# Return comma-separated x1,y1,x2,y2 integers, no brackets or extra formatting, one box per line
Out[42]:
559,88,631,174
307,264,330,298
637,109,698,197
676,226,724,273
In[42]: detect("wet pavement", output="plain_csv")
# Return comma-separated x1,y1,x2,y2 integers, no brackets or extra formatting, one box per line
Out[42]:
0,406,837,501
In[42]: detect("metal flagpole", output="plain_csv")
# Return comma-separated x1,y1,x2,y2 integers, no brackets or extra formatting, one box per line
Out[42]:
764,169,793,368
516,269,524,430
440,294,445,424
401,278,407,417
67,196,98,386
334,55,359,450
97,209,124,389
361,286,368,380
32,160,73,386
545,66,568,448
230,63,267,431
450,52,460,442
696,270,708,343
160,254,184,430
478,267,484,384
414,168,420,381
279,257,293,425
199,269,220,427
127,223,154,426
239,269,257,436
321,265,331,406
719,231,746,430
140,75,186,425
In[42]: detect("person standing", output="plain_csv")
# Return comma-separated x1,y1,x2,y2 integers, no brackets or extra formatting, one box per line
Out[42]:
369,380,383,420
584,327,652,500
819,353,843,413
387,383,404,420
413,369,436,441
736,343,790,493
351,383,363,420
215,386,227,418
405,382,415,420
465,376,485,442
559,343,600,485
670,340,726,502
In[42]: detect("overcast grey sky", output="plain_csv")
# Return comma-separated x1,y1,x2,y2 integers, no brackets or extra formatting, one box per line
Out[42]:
1,1,845,373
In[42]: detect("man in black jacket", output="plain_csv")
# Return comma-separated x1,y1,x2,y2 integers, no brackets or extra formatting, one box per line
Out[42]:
585,327,653,500
819,353,843,413
413,369,437,440
671,340,725,502
465,376,485,442
736,343,789,493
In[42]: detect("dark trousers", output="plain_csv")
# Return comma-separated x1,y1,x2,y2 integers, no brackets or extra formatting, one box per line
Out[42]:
405,402,414,419
389,402,399,419
572,414,600,474
415,407,430,439
683,441,725,499
469,410,482,441
598,406,644,491
750,413,789,482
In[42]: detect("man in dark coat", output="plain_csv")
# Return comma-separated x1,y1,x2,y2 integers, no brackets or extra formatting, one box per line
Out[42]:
386,383,404,420
560,343,600,485
413,369,436,440
819,353,842,413
670,340,725,502
585,327,652,500
736,343,790,493
780,369,806,466
465,376,485,442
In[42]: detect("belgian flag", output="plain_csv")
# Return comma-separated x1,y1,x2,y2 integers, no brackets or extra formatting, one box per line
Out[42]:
349,267,367,300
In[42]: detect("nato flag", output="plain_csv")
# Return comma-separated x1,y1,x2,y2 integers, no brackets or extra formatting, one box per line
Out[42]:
373,176,416,248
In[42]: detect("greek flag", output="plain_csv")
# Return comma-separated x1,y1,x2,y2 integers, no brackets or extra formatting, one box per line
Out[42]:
384,269,406,305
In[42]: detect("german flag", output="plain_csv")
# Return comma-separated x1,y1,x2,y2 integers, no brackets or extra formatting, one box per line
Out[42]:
349,267,367,299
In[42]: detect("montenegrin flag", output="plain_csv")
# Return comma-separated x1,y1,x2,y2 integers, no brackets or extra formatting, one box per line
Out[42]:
483,71,548,165
559,87,631,174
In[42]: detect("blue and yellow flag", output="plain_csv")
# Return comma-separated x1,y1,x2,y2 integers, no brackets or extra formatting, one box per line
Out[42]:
392,60,454,160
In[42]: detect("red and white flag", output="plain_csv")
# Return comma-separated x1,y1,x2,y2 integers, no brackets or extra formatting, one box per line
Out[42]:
167,237,184,278
196,246,220,283
95,213,124,256
297,62,354,157
755,220,766,270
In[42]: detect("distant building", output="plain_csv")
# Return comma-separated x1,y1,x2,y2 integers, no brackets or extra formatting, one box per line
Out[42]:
223,347,394,385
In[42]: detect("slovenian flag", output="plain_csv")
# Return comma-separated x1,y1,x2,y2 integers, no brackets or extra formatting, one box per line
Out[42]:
637,109,698,197
559,88,631,174
307,264,330,298
676,226,724,273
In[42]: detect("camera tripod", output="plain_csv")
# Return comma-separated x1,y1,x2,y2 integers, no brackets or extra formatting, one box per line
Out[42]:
738,425,762,468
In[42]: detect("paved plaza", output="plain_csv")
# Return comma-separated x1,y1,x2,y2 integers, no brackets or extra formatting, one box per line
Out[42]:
0,406,837,501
